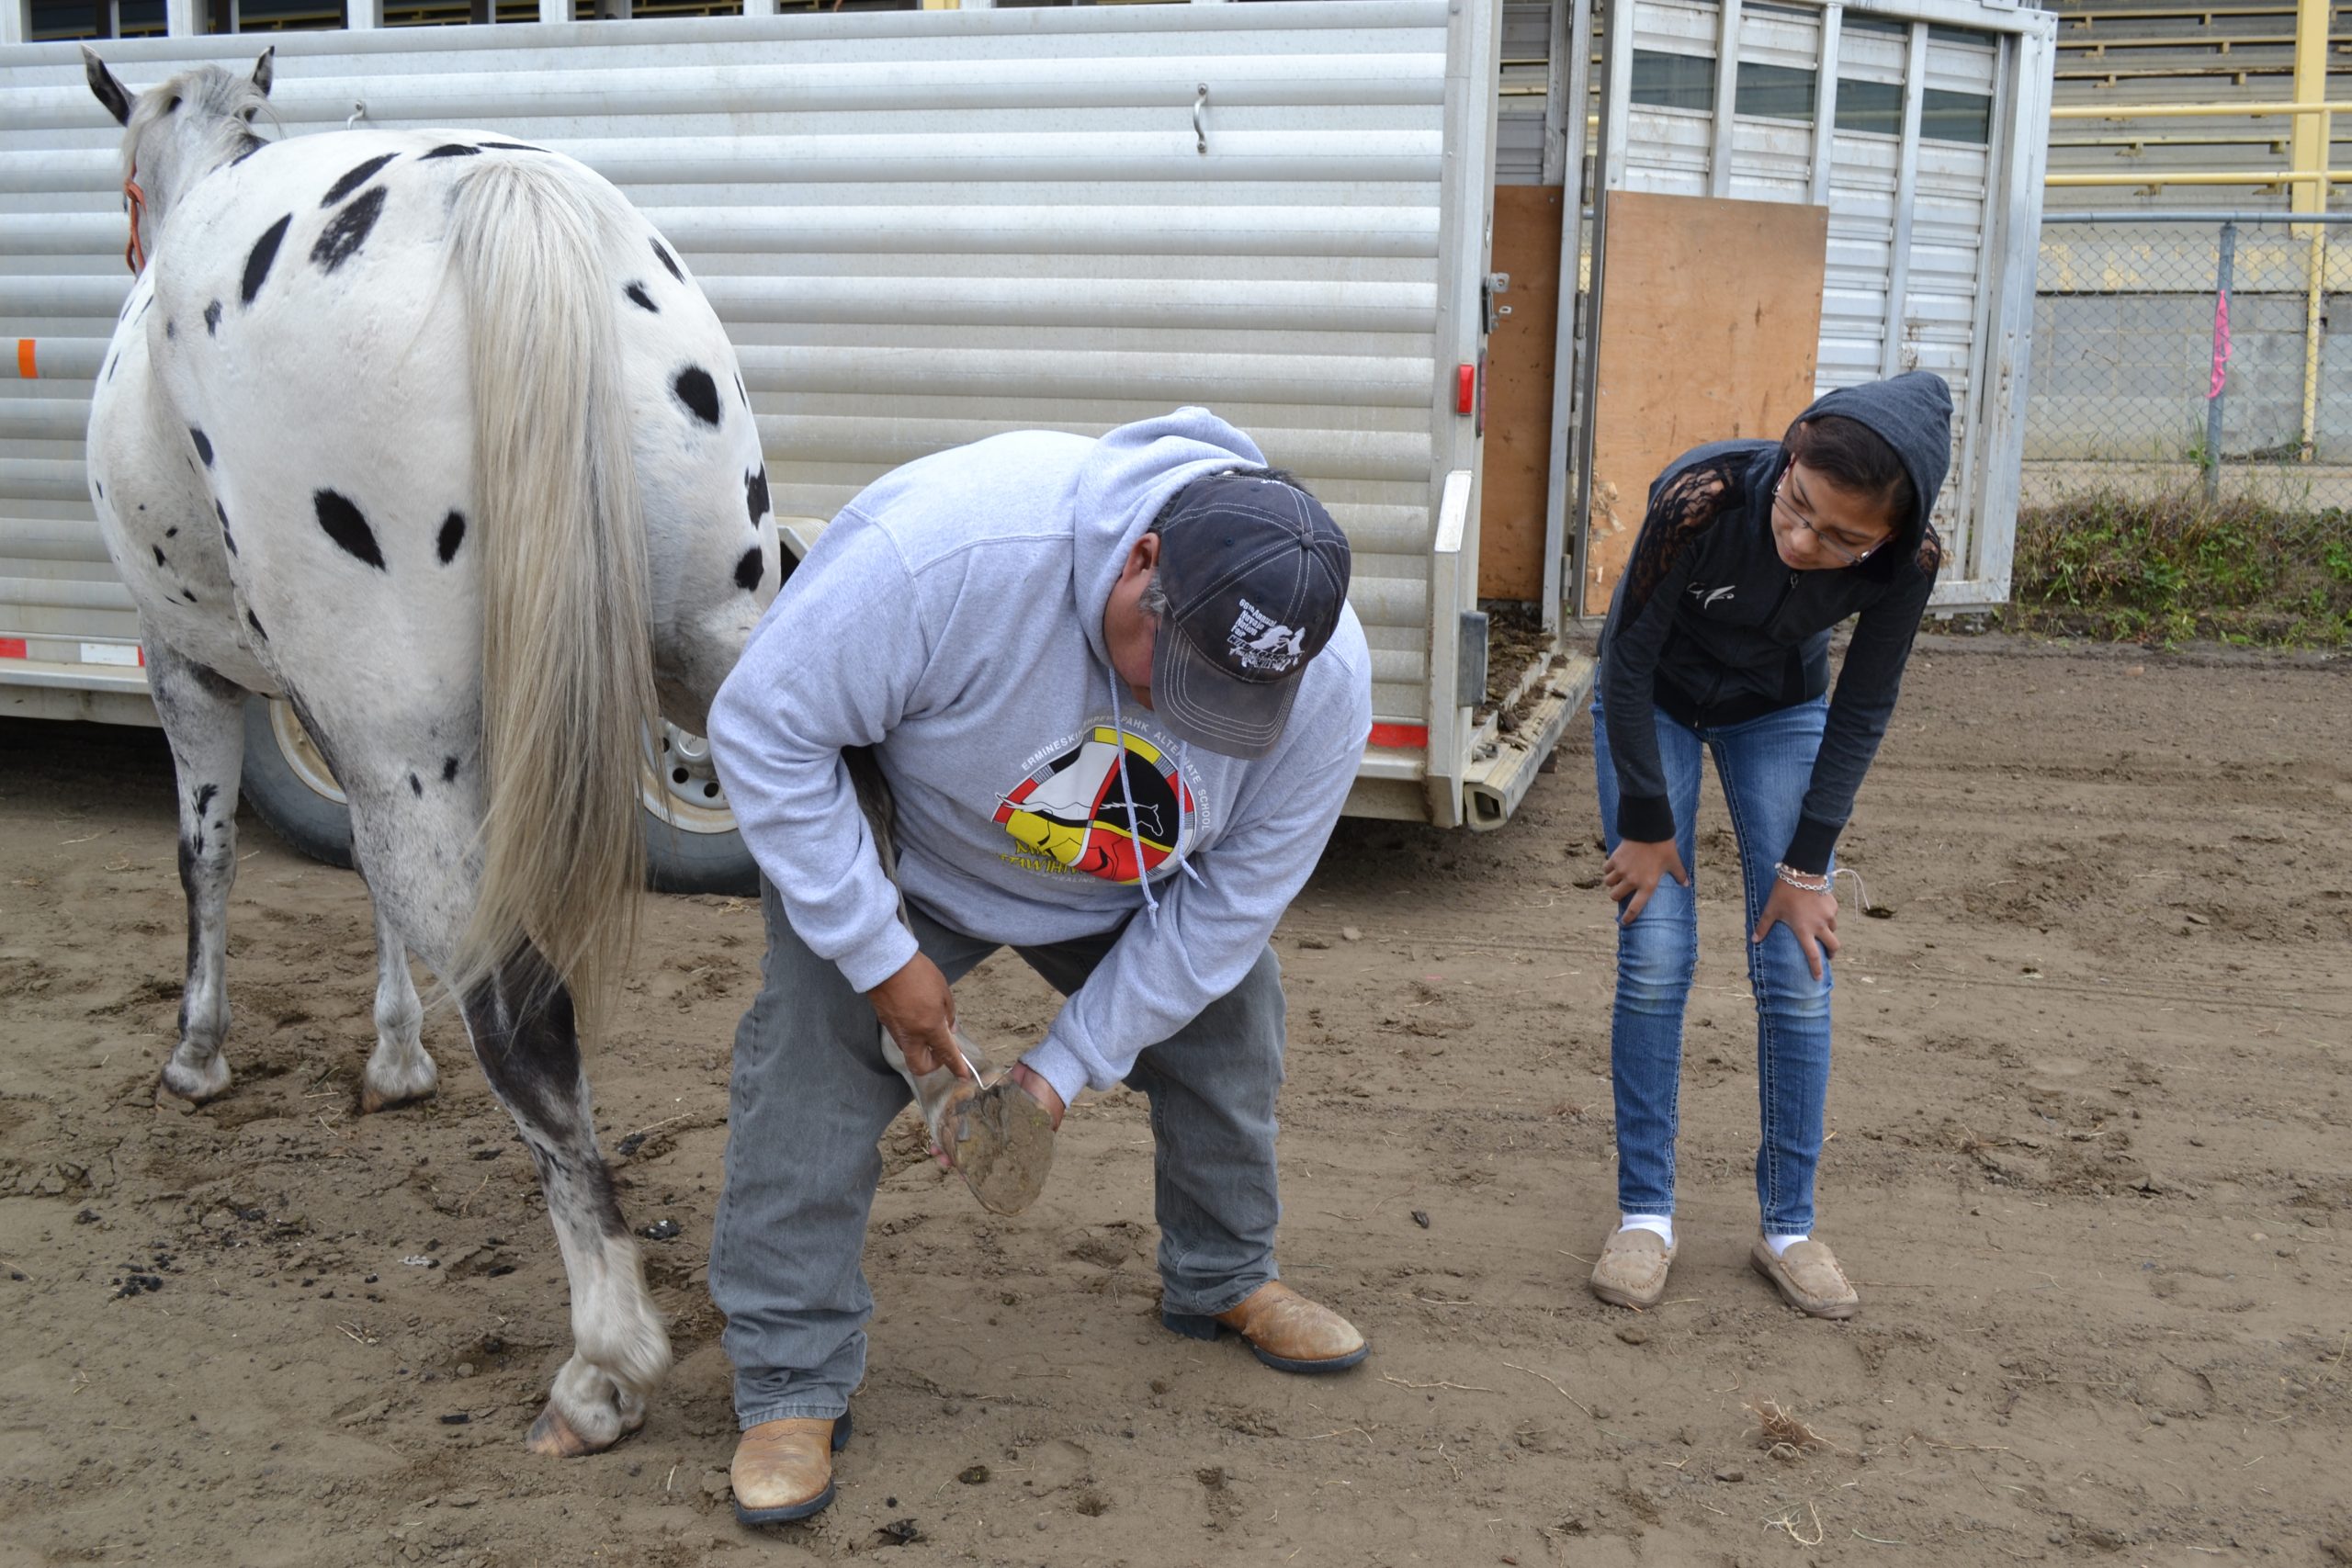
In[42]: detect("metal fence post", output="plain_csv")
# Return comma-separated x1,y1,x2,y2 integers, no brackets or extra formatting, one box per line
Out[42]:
2206,220,2236,504
2301,226,2327,462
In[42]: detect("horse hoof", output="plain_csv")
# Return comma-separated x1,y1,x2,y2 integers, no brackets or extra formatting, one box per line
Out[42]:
948,1080,1057,1217
156,1055,232,1105
358,1082,435,1115
526,1403,610,1458
526,1397,646,1458
526,1404,594,1458
359,1045,438,1114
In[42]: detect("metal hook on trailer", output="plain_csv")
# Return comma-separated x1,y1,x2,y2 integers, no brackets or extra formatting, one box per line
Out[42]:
346,101,368,128
1193,83,1209,155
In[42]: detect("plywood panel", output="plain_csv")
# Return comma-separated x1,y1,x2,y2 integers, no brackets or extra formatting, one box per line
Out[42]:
1479,184,1565,604
1583,191,1827,616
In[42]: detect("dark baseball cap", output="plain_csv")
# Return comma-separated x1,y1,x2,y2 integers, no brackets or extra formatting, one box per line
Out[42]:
1149,471,1352,761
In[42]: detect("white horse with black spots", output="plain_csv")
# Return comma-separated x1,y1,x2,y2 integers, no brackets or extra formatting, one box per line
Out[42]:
80,47,786,1456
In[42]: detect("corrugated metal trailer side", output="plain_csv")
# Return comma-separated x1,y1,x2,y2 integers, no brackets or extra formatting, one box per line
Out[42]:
3,0,1548,827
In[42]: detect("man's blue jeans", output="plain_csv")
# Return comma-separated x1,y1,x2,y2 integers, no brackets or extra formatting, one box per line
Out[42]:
711,879,1287,1429
1592,694,1834,1235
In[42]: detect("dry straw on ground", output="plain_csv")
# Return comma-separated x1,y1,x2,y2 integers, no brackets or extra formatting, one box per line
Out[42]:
1744,1399,1831,1461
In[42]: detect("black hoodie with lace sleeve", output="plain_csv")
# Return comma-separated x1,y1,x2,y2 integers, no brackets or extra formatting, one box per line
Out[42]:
1598,372,1954,874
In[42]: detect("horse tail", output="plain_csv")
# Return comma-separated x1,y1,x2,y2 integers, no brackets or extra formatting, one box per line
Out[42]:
445,159,654,1032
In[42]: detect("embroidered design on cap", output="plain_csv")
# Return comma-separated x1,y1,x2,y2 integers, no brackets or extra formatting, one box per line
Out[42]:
1226,597,1308,674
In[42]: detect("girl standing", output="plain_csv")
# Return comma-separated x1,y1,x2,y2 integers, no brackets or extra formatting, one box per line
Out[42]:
1587,372,1952,1319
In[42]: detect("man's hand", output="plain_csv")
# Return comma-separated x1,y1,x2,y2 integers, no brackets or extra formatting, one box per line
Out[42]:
1601,838,1690,926
1010,1063,1067,1130
867,953,969,1080
1752,879,1840,982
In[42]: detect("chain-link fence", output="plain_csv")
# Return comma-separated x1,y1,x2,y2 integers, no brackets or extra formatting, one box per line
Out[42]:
2026,212,2352,513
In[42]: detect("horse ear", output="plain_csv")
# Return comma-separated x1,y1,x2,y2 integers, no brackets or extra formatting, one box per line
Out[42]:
83,46,132,128
253,46,275,97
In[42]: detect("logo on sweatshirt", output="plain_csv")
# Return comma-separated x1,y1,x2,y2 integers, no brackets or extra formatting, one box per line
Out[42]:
1689,583,1736,608
993,725,1198,885
1227,598,1308,674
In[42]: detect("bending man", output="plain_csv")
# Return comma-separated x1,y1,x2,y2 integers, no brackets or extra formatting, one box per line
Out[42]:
706,408,1374,1526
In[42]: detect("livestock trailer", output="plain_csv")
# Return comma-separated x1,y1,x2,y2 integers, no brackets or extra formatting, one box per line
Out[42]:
1568,0,2055,615
1,0,2052,877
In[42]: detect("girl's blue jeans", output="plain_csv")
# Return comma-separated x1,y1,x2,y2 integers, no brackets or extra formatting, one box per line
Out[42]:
1592,694,1834,1235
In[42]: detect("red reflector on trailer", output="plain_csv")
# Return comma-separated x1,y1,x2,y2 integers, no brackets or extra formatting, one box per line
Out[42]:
1455,364,1475,415
0,637,27,659
1368,722,1429,750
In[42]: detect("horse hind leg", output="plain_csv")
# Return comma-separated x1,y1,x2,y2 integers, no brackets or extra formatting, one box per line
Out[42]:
356,884,435,1113
460,950,669,1455
146,637,247,1104
326,758,665,1451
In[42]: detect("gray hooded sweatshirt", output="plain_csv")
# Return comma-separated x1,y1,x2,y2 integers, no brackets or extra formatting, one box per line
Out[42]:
707,409,1374,1109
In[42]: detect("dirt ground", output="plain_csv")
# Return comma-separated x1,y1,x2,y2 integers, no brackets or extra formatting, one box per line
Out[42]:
3,639,2348,1568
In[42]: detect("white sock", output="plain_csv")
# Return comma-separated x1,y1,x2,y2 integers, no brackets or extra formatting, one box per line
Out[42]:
1765,1232,1809,1258
1620,1213,1674,1247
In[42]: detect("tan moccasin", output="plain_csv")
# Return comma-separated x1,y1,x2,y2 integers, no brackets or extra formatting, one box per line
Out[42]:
1749,1235,1860,1319
730,1413,851,1526
1589,1227,1675,1310
1163,1280,1369,1373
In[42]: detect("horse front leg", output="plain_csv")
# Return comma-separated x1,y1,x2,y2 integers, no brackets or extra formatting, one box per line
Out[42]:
145,637,248,1105
460,950,671,1456
356,880,435,1113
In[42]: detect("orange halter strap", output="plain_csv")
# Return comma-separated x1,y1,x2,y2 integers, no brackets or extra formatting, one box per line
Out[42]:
123,164,149,276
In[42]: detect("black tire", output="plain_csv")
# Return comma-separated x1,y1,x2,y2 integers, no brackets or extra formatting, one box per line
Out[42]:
643,815,759,896
241,695,356,869
242,696,758,895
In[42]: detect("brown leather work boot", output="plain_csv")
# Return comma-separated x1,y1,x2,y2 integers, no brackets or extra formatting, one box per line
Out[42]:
1162,1280,1368,1373
729,1412,852,1526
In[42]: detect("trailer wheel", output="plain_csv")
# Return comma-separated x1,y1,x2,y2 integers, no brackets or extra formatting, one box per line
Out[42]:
241,697,758,896
241,695,356,869
639,721,760,896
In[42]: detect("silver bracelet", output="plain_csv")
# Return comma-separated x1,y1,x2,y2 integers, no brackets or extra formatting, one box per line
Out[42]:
1773,863,1832,896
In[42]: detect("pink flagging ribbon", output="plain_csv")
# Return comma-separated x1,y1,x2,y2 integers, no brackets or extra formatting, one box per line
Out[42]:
2209,288,2233,400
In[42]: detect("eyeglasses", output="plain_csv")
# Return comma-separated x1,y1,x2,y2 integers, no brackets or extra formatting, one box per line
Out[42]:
1773,474,1885,567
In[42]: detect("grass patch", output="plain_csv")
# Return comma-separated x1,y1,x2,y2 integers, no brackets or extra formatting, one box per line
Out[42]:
2006,490,2352,647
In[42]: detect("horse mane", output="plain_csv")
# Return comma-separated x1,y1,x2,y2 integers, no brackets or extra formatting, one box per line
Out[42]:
121,63,273,186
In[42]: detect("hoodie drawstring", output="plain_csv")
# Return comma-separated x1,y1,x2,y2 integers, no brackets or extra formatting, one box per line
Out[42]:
1169,740,1206,889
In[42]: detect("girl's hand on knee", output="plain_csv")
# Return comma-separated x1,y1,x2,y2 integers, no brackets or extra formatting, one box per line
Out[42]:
1602,839,1689,927
1753,880,1839,980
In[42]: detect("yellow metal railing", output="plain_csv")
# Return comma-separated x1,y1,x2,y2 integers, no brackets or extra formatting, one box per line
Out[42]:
2061,4,2324,20
2049,98,2352,115
2062,36,2309,50
2043,102,2346,190
2290,0,2334,216
2045,167,2352,184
